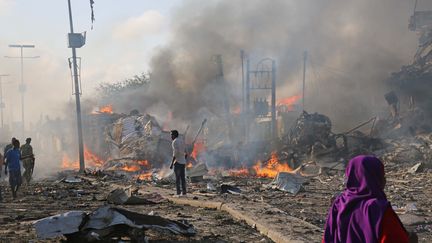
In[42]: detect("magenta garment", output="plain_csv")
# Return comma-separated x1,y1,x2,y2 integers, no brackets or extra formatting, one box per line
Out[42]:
323,155,390,243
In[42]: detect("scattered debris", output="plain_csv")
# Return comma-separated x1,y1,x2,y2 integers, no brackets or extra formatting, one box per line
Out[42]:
34,206,197,241
187,163,208,182
206,182,217,191
268,172,306,194
221,184,242,194
409,162,424,174
106,188,165,205
63,176,82,183
34,211,86,239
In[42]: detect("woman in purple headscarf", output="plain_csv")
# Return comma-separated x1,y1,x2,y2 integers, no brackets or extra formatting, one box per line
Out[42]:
323,155,413,243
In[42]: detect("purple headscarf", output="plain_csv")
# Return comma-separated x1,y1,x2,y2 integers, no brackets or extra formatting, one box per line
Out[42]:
323,155,390,243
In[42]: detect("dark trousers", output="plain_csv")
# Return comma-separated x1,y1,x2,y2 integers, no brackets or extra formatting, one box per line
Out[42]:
23,159,34,184
9,170,22,199
174,163,186,195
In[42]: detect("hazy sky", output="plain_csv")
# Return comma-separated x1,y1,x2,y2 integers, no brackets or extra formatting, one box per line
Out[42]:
0,0,179,126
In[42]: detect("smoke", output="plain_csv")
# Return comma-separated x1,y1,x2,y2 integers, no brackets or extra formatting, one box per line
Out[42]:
101,0,423,131
0,0,13,15
13,0,430,176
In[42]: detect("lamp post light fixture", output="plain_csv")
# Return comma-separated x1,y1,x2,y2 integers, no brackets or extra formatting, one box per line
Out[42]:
5,44,39,137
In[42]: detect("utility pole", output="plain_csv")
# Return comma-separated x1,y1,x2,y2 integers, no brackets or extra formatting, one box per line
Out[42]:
68,0,85,173
5,45,39,137
0,74,9,129
240,50,245,113
302,51,307,111
271,60,276,140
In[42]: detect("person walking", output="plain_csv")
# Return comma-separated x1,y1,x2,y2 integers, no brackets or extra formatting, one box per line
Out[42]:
5,139,22,200
21,138,35,184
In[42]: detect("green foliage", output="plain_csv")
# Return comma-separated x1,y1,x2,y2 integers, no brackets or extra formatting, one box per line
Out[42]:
96,73,150,97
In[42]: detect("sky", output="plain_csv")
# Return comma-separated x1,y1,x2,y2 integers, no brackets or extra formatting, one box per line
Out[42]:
0,0,179,127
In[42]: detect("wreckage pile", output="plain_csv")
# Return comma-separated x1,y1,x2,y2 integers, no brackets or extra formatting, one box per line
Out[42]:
387,10,432,125
105,113,172,167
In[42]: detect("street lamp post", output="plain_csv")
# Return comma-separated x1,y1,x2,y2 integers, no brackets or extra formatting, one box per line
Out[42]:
5,44,39,137
0,74,10,128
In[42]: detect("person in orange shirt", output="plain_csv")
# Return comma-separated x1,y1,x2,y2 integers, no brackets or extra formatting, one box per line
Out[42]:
323,155,417,243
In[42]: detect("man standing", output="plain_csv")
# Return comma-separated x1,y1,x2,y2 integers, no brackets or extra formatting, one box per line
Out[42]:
5,139,22,199
21,138,35,184
170,130,187,196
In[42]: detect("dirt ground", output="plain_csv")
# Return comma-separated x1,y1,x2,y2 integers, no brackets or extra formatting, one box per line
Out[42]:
181,164,432,242
0,176,271,242
0,162,430,242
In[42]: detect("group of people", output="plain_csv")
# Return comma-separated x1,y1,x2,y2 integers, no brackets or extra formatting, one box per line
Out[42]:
169,129,417,242
0,137,35,200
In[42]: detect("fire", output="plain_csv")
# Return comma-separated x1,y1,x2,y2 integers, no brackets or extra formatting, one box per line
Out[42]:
121,164,141,172
137,160,150,167
136,171,153,181
84,146,104,167
61,146,105,169
253,152,292,178
278,94,302,111
99,105,113,114
91,104,113,114
191,140,206,159
62,154,79,170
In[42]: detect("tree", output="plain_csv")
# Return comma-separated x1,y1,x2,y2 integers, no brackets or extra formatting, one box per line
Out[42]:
96,73,150,98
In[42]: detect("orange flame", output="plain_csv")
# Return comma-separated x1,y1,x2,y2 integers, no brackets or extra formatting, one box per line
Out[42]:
253,152,292,178
278,94,302,111
137,171,153,181
84,146,104,167
192,140,206,160
61,146,105,169
91,105,113,114
137,160,150,167
121,164,141,172
99,105,113,114
62,154,79,170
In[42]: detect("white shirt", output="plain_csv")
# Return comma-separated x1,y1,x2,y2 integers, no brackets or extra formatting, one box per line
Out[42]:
172,138,186,164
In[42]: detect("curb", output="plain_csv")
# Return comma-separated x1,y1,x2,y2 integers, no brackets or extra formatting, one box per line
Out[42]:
103,182,320,243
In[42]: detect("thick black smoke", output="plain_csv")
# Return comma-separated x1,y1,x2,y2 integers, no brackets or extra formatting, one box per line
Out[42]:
105,0,426,130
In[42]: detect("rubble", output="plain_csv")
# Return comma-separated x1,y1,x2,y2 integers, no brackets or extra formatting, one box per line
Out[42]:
267,172,306,194
106,113,174,167
106,188,166,205
220,184,242,194
34,206,197,241
409,163,425,174
0,174,274,242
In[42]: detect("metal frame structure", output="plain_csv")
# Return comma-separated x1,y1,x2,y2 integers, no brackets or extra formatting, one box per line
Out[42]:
244,57,277,140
